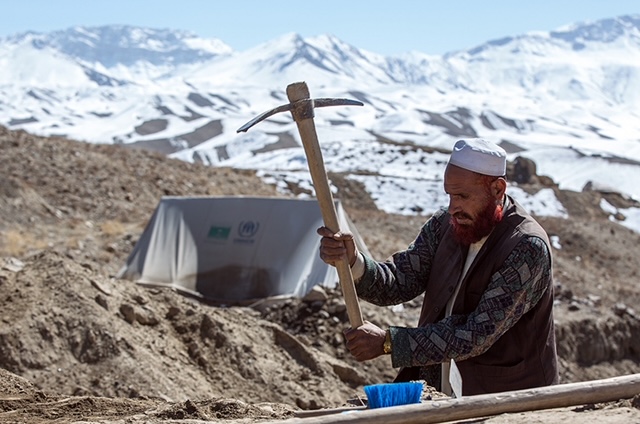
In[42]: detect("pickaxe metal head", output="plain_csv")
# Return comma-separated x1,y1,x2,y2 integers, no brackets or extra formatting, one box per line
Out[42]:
236,94,363,133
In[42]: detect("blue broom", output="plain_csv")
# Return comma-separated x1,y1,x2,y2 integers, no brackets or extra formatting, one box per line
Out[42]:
364,381,424,409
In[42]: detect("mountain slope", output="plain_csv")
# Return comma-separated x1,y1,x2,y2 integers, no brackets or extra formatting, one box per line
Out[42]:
1,122,640,422
1,15,640,210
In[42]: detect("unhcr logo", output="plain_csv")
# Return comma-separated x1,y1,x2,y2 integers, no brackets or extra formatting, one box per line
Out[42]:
234,221,259,244
237,221,260,238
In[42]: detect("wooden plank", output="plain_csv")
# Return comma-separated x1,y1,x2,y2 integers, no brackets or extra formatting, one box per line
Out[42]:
274,373,640,424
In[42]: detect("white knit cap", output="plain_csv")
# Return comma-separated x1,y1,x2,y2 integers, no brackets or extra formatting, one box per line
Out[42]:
448,138,506,176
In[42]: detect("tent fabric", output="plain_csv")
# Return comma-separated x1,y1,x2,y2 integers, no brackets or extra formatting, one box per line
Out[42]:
117,196,370,303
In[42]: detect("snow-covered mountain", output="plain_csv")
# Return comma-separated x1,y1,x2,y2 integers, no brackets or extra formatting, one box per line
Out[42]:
1,16,640,229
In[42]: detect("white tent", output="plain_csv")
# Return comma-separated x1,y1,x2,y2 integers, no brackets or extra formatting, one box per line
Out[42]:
117,196,369,303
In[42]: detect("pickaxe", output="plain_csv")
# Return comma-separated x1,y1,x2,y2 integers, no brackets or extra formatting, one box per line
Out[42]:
237,81,365,328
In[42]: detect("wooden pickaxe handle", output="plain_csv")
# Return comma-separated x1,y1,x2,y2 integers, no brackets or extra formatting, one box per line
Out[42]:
286,82,364,328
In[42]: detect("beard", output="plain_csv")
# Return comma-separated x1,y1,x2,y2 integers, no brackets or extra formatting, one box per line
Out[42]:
450,199,504,246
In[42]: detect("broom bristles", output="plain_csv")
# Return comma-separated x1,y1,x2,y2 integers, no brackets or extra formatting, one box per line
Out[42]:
364,381,424,409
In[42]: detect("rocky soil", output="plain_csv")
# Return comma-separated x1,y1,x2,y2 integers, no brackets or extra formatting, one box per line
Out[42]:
1,125,639,423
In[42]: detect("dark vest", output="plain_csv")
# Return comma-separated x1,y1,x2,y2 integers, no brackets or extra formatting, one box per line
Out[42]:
397,196,558,395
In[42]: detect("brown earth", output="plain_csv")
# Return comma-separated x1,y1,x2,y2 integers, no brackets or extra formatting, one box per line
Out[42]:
1,125,640,423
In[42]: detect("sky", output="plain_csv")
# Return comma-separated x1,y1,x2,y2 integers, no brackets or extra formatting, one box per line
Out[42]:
4,0,639,55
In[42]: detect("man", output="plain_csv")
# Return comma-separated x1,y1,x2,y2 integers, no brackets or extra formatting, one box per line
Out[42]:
318,138,558,396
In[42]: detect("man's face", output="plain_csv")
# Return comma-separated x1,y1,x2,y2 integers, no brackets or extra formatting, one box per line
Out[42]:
444,165,505,245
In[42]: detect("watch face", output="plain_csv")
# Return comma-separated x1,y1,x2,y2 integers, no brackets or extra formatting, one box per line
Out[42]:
384,330,392,354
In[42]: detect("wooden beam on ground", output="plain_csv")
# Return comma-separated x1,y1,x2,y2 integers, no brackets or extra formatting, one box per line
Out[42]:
275,373,640,424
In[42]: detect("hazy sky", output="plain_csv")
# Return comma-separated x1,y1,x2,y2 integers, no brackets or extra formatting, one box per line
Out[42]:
4,0,639,55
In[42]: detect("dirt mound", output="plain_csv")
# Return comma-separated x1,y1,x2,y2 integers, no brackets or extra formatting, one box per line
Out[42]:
0,252,369,406
1,125,640,423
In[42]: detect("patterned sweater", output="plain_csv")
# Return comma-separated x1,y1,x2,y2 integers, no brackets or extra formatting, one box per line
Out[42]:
356,205,554,391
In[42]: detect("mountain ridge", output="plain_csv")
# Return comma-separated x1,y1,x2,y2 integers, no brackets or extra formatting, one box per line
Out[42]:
2,24,233,66
2,14,640,211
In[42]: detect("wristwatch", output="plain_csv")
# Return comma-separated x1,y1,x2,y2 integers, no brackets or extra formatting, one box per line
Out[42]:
383,329,392,354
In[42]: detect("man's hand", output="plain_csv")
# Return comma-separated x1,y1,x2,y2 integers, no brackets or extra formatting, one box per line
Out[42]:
317,226,358,267
343,321,386,361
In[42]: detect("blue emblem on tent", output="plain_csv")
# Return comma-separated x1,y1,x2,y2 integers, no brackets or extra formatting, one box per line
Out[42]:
237,221,259,238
